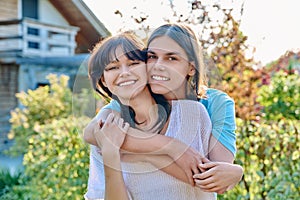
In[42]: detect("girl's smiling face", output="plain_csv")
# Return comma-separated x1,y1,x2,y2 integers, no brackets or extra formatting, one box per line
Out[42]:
147,36,195,100
102,46,148,103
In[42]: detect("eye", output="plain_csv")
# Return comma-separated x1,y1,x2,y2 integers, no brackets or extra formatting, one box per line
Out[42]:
105,65,119,71
147,53,157,60
168,56,177,61
128,61,141,66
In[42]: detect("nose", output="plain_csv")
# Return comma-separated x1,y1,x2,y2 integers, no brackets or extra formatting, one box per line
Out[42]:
119,65,130,77
152,58,165,71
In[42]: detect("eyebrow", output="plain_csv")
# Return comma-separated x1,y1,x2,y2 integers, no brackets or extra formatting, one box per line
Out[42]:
147,49,181,56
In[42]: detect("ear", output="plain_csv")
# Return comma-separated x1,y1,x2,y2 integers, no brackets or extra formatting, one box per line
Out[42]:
100,76,107,87
188,62,196,76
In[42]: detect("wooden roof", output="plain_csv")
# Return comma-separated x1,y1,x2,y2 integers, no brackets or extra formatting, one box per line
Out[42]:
49,0,111,53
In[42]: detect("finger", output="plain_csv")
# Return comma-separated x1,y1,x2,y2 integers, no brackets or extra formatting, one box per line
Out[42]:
192,165,200,175
123,122,130,133
117,118,127,131
194,179,211,189
199,162,217,169
198,164,206,173
190,176,195,187
111,113,118,123
193,169,213,179
106,113,115,123
118,117,124,127
195,178,216,189
194,179,207,187
184,170,194,186
201,157,211,163
194,175,213,185
193,173,203,179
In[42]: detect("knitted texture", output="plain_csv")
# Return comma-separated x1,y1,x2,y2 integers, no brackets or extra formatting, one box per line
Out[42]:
85,100,215,200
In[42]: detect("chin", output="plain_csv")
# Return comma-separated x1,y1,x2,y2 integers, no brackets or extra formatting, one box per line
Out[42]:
150,88,168,96
150,83,167,91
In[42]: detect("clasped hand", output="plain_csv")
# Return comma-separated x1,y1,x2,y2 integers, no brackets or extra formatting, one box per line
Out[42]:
93,113,129,150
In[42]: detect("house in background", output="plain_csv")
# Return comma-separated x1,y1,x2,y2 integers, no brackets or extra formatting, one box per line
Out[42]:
0,0,110,150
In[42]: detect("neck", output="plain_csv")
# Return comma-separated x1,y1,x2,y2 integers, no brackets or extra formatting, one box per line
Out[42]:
119,88,157,128
164,90,186,101
165,82,187,100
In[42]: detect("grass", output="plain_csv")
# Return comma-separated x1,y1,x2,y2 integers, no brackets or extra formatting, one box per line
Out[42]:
0,167,22,197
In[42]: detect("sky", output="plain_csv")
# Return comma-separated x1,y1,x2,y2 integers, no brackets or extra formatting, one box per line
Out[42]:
83,0,300,65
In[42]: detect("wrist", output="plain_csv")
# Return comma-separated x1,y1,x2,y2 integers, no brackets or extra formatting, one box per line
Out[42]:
102,146,120,158
102,147,121,168
163,138,188,159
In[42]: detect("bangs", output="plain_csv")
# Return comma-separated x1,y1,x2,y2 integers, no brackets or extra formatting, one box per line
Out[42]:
121,40,146,62
88,32,146,99
101,37,146,66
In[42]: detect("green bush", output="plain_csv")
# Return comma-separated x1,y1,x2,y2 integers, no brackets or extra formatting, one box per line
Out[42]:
218,70,300,199
0,168,22,197
219,118,300,200
3,114,90,200
0,170,30,200
16,116,90,200
4,70,299,199
2,74,93,199
7,74,73,155
257,70,300,121
220,117,300,199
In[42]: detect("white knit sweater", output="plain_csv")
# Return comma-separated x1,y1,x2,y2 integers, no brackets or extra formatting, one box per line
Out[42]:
84,100,215,200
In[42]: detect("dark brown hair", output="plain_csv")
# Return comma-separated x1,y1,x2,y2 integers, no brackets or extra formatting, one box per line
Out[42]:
88,32,170,131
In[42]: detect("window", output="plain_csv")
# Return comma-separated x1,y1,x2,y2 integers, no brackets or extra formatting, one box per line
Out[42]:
22,0,38,19
27,27,39,36
28,41,39,49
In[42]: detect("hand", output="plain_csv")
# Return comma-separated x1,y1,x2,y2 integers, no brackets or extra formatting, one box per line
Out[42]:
193,161,243,194
83,109,113,146
172,146,206,186
95,113,129,150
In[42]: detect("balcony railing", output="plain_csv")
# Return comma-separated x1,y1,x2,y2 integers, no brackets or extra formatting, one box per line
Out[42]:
0,18,79,57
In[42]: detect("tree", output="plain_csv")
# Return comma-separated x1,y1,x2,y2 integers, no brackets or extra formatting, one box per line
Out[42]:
114,0,262,120
101,1,300,198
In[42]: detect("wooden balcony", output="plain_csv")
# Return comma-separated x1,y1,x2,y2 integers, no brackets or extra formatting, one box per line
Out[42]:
0,18,79,57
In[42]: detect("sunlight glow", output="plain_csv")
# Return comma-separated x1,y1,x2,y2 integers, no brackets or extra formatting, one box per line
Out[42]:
83,0,300,65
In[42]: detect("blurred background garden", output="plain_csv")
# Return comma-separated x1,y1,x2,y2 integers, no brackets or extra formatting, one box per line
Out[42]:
0,0,299,199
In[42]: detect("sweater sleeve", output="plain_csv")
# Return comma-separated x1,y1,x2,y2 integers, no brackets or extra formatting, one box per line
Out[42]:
200,88,237,156
84,145,133,200
84,145,105,200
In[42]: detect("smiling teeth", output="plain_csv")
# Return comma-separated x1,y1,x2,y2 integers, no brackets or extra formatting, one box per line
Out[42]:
119,81,135,86
152,75,169,81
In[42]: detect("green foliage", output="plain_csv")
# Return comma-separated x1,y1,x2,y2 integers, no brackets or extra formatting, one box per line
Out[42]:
220,70,300,198
3,2,299,199
219,118,300,199
3,116,90,200
0,170,30,200
2,74,93,199
18,116,89,200
7,74,73,155
0,168,22,197
257,70,300,120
